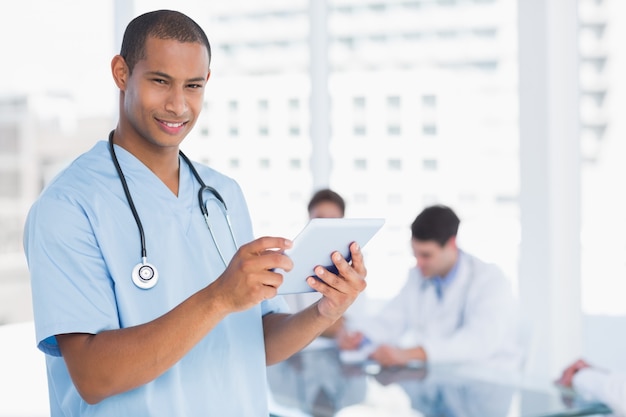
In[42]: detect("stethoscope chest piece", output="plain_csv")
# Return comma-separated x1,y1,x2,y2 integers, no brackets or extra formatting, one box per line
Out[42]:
132,261,159,289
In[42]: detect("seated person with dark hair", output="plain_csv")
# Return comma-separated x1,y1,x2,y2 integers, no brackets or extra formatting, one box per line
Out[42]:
283,189,356,340
307,188,345,219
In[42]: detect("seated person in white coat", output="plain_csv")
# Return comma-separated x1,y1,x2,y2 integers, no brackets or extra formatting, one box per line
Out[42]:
283,189,352,340
557,359,626,417
339,205,522,369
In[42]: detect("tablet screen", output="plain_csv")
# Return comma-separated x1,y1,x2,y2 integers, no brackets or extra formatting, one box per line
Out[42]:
275,218,385,294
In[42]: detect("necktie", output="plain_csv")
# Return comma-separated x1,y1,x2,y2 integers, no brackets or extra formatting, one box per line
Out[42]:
433,278,443,301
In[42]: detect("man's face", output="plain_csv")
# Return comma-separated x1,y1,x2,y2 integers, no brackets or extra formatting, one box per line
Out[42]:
120,36,210,151
411,237,457,278
309,201,343,219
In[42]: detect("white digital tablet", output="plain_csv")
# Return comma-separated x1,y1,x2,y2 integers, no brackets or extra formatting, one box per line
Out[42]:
275,218,385,295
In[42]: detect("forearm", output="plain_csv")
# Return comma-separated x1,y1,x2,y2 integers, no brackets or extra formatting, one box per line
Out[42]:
58,282,229,404
321,316,345,338
263,302,336,365
370,344,426,367
405,346,427,362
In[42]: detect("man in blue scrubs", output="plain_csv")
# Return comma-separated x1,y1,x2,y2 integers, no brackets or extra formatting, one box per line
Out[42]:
23,10,367,416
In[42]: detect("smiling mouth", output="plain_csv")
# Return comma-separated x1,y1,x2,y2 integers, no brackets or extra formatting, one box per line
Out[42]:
157,119,187,128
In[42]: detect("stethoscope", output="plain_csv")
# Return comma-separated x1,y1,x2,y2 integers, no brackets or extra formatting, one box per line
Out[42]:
108,130,238,289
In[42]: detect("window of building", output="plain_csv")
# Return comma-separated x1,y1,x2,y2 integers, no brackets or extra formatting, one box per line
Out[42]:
288,191,302,201
423,159,438,171
229,159,240,169
259,159,270,169
288,98,300,110
583,57,607,74
473,60,499,71
387,125,401,136
473,28,498,38
289,126,301,137
459,193,477,203
354,125,367,136
354,159,367,170
354,193,368,204
289,159,301,170
200,127,209,137
423,124,437,136
335,6,354,14
258,99,269,110
437,30,459,39
582,124,606,141
404,2,422,11
388,193,403,204
369,3,386,12
337,37,355,49
495,194,518,204
388,159,402,170
228,100,238,111
422,95,437,108
387,95,401,109
229,127,239,137
353,96,366,109
259,126,269,137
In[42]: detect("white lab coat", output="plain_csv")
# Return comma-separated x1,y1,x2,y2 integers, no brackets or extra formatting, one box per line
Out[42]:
361,251,522,370
574,368,626,417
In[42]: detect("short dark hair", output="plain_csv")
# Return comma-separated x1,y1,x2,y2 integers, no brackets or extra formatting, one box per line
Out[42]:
411,205,460,246
120,10,211,74
307,189,346,216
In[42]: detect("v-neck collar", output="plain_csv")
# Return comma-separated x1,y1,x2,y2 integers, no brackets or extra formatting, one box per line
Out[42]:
107,141,196,233
110,142,194,200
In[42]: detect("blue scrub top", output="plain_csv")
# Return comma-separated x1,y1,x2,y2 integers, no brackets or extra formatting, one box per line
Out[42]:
24,141,287,416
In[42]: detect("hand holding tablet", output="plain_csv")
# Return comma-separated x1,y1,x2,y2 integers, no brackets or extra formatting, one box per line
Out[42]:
275,218,385,294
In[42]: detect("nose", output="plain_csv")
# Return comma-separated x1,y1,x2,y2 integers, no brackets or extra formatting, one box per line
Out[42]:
165,87,187,116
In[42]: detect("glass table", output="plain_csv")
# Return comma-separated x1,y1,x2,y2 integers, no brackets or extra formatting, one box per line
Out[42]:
267,347,611,417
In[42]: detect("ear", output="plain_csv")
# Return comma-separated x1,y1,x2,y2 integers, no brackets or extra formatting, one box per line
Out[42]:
206,69,211,82
111,55,129,90
446,236,457,250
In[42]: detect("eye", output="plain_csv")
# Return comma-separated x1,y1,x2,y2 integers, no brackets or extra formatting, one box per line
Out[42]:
188,83,204,89
152,78,167,85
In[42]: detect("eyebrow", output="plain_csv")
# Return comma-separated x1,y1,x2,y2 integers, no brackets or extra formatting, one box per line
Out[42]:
146,71,206,83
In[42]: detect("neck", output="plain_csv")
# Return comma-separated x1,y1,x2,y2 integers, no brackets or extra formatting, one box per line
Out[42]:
111,128,181,196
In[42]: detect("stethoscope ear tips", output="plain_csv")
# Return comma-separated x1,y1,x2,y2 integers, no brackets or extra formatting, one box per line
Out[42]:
132,261,159,289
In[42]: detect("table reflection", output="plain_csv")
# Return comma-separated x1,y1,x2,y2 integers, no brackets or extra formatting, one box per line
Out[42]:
372,366,514,417
267,347,611,417
267,347,367,416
